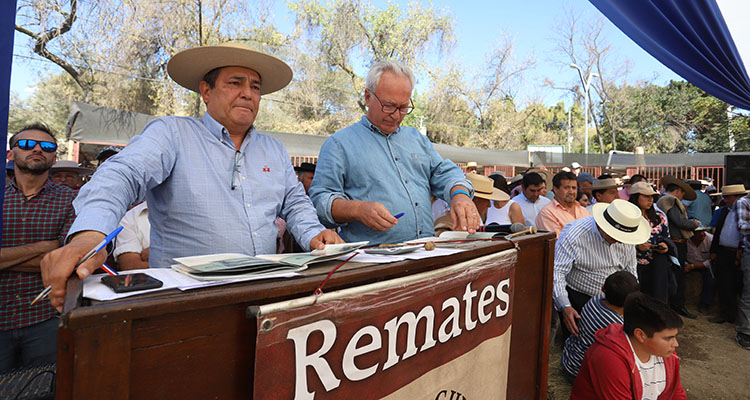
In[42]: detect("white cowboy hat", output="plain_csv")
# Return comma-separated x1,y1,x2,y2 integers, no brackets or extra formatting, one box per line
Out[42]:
167,42,293,95
466,174,509,202
710,184,750,196
592,199,650,245
628,181,658,196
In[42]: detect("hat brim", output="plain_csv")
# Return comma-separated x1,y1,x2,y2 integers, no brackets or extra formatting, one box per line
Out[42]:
711,189,750,196
661,176,696,201
51,167,94,175
475,187,510,202
592,202,651,245
167,43,293,95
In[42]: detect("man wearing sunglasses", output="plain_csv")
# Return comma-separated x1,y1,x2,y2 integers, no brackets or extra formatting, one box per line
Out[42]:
0,124,76,372
310,60,479,245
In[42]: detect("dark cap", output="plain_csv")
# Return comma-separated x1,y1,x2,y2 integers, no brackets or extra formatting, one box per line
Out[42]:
294,162,316,173
96,145,123,161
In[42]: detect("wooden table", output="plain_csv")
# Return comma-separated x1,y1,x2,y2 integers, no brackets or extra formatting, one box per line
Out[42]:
56,232,555,399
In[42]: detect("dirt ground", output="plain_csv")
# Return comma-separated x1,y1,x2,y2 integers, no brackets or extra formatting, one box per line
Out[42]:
547,272,750,400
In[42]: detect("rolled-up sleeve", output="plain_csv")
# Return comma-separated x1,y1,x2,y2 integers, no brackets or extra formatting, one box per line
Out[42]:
309,136,350,228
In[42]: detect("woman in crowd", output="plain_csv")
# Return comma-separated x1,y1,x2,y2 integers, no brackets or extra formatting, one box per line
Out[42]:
629,182,674,303
486,174,524,225
576,190,591,208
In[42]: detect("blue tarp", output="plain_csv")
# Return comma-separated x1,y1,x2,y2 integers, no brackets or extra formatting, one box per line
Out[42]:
1,1,18,244
590,0,750,110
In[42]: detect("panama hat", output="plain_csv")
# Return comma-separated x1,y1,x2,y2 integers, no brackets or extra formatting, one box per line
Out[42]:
50,160,94,176
628,181,658,196
710,184,750,197
167,42,293,95
660,175,696,201
592,199,650,244
466,174,509,202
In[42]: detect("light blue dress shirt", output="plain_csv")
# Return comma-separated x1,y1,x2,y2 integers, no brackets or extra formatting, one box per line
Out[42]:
309,116,471,244
70,113,325,268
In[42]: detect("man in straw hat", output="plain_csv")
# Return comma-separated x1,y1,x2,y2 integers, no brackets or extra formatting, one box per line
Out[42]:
554,199,647,337
433,174,508,235
41,43,343,310
729,186,750,349
586,176,621,212
656,176,701,319
310,60,478,245
49,160,94,190
708,184,749,324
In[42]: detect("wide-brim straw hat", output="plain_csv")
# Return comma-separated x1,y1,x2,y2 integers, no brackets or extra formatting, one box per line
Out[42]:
167,42,293,95
50,160,94,176
592,199,651,244
660,175,696,201
466,174,509,202
628,181,658,196
710,184,750,197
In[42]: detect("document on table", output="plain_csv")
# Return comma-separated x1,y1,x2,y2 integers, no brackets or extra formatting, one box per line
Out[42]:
82,268,299,301
335,247,466,263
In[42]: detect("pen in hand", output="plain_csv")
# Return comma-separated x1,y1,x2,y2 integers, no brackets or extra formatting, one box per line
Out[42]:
31,226,124,306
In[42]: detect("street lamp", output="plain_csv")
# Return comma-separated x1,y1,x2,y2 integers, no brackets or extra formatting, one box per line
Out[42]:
570,64,598,154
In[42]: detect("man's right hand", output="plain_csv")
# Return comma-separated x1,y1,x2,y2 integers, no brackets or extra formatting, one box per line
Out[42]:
356,201,398,231
40,231,106,312
562,306,581,336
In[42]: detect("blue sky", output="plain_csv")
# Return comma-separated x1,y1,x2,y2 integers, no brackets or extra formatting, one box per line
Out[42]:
10,0,683,106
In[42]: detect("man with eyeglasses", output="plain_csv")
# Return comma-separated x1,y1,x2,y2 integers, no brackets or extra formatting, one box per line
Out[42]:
310,60,479,244
0,124,76,372
41,43,343,311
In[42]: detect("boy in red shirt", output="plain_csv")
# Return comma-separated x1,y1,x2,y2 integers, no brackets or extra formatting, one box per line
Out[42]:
572,293,686,399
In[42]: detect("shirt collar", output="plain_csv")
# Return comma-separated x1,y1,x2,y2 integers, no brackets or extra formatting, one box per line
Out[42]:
202,112,254,148
360,116,401,137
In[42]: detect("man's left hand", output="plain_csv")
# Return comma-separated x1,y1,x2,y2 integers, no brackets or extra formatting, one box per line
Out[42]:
450,194,480,234
309,229,345,250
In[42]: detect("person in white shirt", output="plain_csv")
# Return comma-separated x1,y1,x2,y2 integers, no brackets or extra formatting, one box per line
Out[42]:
511,172,551,227
113,201,150,270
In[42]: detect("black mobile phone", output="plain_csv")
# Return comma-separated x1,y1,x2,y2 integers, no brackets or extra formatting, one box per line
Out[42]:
101,273,163,293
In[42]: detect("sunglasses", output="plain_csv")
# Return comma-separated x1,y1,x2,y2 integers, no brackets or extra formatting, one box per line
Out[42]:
13,139,57,153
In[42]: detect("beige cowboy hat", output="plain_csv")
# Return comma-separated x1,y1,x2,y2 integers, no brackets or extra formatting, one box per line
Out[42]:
50,160,94,176
628,181,658,196
466,174,509,202
466,161,479,168
167,42,293,95
660,175,696,201
591,178,621,190
592,199,651,244
710,184,750,197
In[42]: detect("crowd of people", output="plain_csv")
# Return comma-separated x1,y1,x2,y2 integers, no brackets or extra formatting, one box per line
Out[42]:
2,42,749,399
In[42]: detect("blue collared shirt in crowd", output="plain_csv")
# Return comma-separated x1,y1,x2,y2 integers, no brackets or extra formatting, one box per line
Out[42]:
683,190,712,227
553,216,637,310
309,116,472,244
70,113,325,268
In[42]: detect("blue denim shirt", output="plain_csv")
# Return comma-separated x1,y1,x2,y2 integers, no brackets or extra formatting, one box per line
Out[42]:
309,116,471,244
70,113,325,268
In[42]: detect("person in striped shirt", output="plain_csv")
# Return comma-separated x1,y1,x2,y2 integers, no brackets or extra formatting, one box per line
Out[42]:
561,270,640,382
572,293,686,400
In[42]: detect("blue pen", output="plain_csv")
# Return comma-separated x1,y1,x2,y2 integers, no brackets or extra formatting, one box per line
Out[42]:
393,212,405,219
31,226,124,305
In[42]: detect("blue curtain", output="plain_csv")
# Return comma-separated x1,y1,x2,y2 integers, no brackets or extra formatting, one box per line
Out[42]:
590,0,750,110
1,0,18,242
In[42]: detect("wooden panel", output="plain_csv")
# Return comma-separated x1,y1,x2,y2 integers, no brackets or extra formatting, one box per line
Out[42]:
69,321,131,399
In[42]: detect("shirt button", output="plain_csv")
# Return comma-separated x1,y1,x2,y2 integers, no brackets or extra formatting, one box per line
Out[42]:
418,231,422,235
404,180,408,184
415,202,419,206
395,157,399,161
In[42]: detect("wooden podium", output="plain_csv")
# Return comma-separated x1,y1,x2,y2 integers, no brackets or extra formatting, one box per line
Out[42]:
55,232,555,399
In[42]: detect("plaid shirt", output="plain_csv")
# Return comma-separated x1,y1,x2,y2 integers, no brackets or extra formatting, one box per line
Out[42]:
737,194,750,254
1,180,76,330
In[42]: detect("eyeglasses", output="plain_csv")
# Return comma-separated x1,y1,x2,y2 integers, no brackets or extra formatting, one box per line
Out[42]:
370,91,414,115
13,139,57,153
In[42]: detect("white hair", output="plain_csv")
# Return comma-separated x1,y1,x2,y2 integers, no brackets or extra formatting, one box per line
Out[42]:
365,60,415,93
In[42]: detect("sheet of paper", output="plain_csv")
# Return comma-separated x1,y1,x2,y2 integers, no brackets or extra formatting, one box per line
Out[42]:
82,268,299,301
173,253,251,267
335,251,408,264
400,247,466,259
